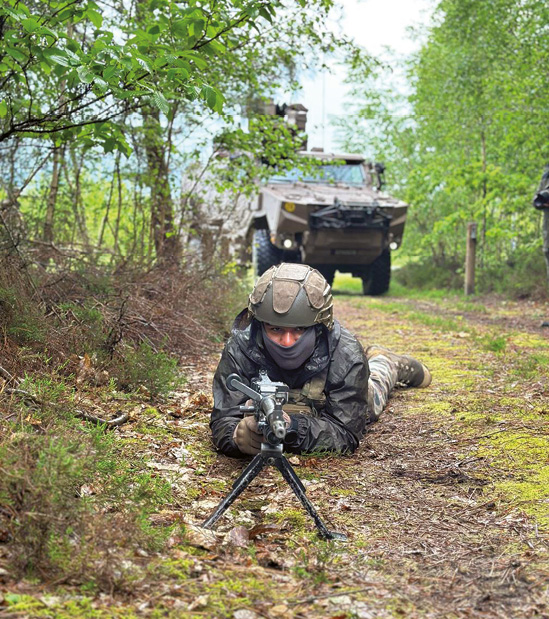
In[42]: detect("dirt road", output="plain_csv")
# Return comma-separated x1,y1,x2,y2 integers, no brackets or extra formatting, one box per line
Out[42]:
3,290,547,619
165,290,548,619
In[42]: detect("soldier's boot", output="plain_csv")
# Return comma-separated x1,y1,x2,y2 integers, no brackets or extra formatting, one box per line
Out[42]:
366,346,432,388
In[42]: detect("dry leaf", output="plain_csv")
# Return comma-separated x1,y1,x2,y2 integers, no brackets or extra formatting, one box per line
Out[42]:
248,523,281,539
233,610,258,619
188,595,209,611
270,604,290,617
226,526,250,547
184,524,218,550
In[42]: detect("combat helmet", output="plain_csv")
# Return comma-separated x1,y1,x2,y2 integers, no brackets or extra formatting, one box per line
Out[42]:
248,263,334,330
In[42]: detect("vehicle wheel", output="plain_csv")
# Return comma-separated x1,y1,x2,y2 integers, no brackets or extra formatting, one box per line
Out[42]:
254,230,282,276
320,268,335,287
362,250,391,296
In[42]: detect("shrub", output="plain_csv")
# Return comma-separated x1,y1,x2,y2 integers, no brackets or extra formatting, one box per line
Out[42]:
0,395,174,586
0,286,46,344
111,341,180,397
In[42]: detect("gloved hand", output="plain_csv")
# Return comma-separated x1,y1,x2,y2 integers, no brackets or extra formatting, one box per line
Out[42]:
233,416,263,455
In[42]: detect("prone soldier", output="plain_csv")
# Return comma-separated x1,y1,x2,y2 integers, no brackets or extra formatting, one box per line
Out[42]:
210,263,431,457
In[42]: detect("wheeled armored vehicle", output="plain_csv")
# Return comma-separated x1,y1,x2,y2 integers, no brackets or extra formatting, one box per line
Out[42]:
251,151,409,295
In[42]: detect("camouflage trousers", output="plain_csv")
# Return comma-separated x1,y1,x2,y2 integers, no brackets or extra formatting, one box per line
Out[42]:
367,356,399,420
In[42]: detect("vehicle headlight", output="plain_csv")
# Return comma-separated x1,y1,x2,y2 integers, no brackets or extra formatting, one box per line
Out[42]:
283,238,293,249
389,241,399,250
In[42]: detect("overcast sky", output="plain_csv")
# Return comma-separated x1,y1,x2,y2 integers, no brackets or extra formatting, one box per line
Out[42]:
300,0,435,152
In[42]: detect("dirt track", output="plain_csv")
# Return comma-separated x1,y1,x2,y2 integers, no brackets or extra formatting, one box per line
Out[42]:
169,290,548,619
2,290,548,619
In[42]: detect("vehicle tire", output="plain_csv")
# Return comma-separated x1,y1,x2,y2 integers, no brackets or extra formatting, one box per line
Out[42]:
320,268,335,287
254,230,282,276
362,249,391,296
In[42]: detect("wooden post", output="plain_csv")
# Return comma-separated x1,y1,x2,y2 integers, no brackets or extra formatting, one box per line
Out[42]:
465,222,477,295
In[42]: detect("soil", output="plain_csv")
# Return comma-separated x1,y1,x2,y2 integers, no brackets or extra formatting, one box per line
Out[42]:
1,290,548,618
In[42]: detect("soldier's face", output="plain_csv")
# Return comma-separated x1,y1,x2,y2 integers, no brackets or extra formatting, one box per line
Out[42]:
263,324,307,347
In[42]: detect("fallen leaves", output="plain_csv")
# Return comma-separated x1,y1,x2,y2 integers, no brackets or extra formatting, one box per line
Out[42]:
184,524,219,551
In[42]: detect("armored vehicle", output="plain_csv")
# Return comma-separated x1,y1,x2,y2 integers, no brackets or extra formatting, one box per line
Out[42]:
251,151,409,295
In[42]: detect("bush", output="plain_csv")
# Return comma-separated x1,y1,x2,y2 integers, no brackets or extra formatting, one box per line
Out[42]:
0,286,46,344
0,387,174,586
111,341,180,397
393,259,463,291
477,248,548,298
394,248,548,299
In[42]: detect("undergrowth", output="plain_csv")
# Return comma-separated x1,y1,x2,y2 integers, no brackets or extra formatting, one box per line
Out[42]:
0,255,248,590
0,383,174,587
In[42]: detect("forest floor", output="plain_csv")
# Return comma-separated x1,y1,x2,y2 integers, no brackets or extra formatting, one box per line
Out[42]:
1,280,548,618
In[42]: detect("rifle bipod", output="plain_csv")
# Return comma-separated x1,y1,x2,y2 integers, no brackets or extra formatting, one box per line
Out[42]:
202,442,347,541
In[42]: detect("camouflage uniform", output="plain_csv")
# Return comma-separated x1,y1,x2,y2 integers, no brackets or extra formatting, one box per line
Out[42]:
533,166,549,281
211,263,429,458
210,311,399,457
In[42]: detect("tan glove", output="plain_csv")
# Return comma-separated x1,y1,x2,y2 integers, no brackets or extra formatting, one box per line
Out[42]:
233,416,263,455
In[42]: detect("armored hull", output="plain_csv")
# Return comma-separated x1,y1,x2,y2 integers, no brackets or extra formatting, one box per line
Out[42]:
251,152,409,295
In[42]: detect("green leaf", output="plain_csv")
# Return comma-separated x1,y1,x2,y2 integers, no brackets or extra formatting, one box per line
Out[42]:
86,8,103,28
135,56,153,74
201,84,217,109
152,91,170,115
77,66,95,84
43,49,71,67
103,65,117,79
0,101,8,118
6,47,27,63
172,18,188,38
36,25,57,40
188,19,205,38
259,7,273,23
21,17,39,32
148,24,161,35
92,77,108,93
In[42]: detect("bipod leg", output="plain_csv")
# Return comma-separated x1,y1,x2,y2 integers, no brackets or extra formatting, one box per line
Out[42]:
202,453,267,530
273,455,347,541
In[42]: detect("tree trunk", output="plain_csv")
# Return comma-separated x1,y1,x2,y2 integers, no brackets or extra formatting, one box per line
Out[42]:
143,108,182,263
43,146,62,246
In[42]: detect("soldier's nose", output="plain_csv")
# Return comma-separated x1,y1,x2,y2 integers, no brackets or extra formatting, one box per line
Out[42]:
281,331,295,347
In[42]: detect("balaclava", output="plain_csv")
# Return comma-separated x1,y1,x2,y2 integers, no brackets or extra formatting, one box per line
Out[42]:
261,324,316,370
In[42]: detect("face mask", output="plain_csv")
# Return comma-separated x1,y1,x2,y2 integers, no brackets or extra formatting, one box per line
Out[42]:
262,324,316,370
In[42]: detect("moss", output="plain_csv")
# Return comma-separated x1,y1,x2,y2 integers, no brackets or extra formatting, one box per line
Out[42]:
151,557,195,581
496,470,549,529
330,487,357,497
4,594,139,618
347,293,549,532
268,507,308,529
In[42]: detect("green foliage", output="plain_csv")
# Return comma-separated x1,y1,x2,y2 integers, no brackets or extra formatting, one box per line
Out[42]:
112,342,180,398
0,0,287,149
0,401,173,583
480,334,507,353
0,286,47,343
338,0,549,296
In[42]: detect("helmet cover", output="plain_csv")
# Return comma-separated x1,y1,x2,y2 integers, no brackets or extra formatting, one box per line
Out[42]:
248,263,334,329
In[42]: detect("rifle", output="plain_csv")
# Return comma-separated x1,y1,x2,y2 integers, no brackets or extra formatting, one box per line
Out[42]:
202,370,347,541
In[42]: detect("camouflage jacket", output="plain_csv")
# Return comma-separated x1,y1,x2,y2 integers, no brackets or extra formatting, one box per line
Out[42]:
210,311,371,457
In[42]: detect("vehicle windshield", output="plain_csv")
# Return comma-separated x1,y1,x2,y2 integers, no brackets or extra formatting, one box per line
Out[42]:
269,163,366,185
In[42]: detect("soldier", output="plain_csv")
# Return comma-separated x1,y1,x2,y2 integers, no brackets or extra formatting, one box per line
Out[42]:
210,263,431,457
533,165,549,284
